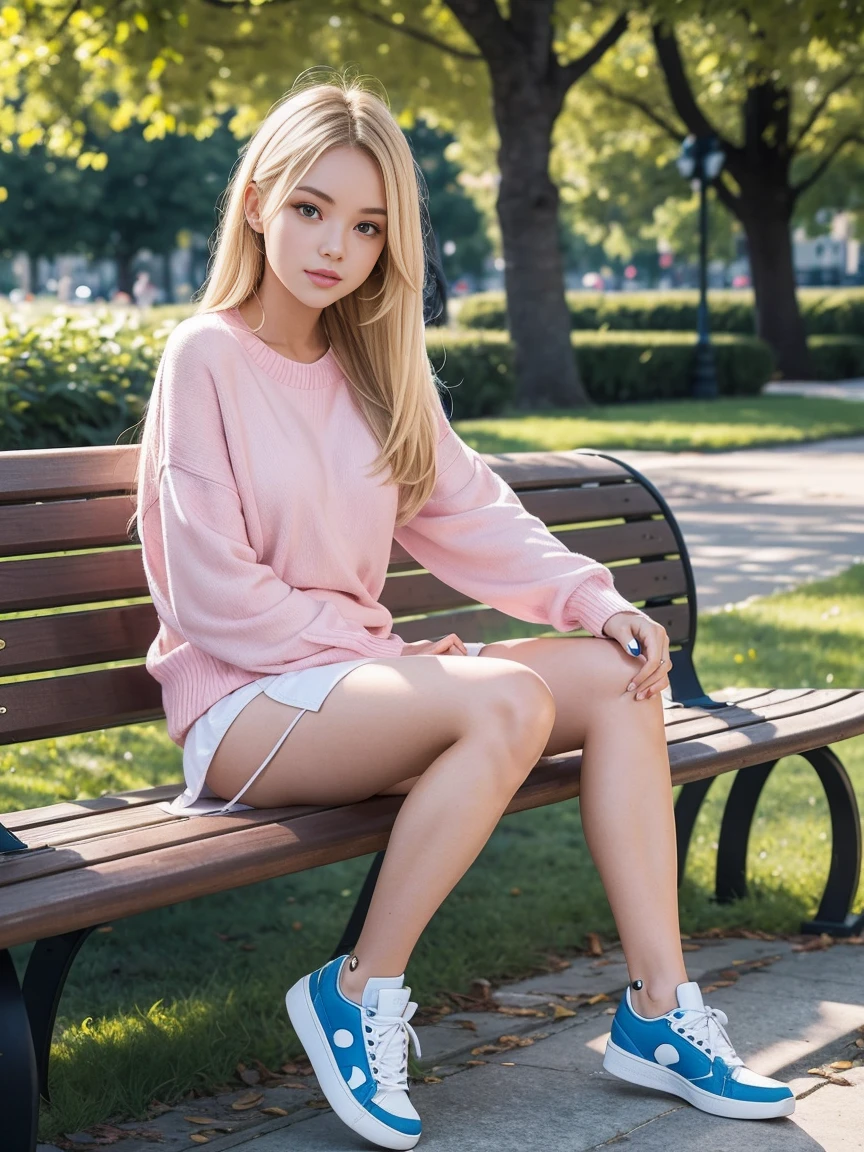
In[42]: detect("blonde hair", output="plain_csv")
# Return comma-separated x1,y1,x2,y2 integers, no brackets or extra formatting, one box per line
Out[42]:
127,67,446,542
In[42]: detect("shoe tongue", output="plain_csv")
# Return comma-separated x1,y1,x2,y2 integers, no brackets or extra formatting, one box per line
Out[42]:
376,988,411,1017
676,981,705,1011
361,974,405,1010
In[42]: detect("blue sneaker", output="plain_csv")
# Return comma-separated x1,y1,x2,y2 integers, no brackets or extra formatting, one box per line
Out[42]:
603,980,795,1119
285,955,422,1150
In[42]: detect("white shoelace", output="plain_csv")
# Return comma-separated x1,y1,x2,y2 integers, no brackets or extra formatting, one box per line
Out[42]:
674,1003,743,1069
364,1003,422,1094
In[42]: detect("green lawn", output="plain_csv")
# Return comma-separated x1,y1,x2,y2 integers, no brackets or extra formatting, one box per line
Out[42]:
454,395,864,453
3,565,863,1140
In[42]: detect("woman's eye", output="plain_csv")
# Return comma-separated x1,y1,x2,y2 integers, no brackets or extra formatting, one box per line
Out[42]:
295,203,380,235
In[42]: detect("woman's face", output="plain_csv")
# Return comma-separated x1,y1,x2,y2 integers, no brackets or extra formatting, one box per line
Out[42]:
245,145,388,305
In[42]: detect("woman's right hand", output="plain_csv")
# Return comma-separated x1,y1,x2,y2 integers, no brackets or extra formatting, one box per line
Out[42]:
401,633,468,657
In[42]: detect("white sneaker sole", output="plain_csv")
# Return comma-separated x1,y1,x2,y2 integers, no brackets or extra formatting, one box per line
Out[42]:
603,1038,795,1119
285,976,421,1150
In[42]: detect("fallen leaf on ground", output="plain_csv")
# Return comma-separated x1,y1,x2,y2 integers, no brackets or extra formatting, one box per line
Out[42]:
701,981,735,993
306,1100,330,1109
551,1005,577,1019
496,1006,547,1017
585,932,604,956
262,1107,289,1117
586,993,610,1005
498,1035,535,1047
184,1116,215,1124
465,1059,486,1066
681,943,702,951
231,1091,264,1111
471,1044,503,1055
457,1020,478,1031
830,1060,854,1070
423,1076,443,1083
190,1137,209,1145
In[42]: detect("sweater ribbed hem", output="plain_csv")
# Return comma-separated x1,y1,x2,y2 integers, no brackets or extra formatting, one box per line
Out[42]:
215,307,346,389
564,577,651,639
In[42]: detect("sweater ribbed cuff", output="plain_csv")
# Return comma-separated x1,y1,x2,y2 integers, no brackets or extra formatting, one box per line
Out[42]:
565,577,650,639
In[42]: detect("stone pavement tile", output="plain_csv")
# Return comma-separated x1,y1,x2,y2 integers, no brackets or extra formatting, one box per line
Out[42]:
244,1062,682,1152
612,1078,864,1152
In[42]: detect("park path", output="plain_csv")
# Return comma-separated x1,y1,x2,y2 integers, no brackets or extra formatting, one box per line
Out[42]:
606,435,864,612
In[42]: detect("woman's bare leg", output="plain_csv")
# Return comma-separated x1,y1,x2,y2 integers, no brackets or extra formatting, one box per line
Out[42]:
472,636,688,1019
204,656,557,1001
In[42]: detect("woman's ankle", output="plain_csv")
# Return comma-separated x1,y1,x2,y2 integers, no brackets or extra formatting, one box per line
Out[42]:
630,981,684,1019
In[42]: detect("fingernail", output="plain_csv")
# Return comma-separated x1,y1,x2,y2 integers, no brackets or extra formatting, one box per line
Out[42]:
627,683,636,692
636,691,645,700
627,640,641,655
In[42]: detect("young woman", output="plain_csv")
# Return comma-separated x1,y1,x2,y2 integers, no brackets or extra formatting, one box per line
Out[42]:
134,70,794,1152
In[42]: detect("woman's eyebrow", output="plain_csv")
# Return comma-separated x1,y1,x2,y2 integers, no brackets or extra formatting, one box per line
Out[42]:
295,184,387,216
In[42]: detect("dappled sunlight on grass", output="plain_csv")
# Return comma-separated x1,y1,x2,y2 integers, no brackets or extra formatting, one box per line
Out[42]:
454,396,864,452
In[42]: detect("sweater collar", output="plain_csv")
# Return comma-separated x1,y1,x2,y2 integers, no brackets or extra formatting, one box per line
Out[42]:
218,306,346,389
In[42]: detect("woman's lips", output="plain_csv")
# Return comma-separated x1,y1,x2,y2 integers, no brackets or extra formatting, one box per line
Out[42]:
305,271,341,287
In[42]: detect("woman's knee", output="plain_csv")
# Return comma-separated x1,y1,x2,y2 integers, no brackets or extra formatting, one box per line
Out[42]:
470,663,556,780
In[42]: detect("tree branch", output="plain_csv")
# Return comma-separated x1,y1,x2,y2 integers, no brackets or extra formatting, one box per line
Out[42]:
443,0,512,65
346,2,483,62
791,69,862,154
589,77,684,142
651,21,728,146
713,171,742,217
556,14,629,99
792,132,864,201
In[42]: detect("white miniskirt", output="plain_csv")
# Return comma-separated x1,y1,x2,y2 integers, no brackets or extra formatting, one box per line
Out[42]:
160,641,488,818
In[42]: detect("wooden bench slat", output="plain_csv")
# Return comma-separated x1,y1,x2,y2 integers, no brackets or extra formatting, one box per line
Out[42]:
662,687,816,726
0,495,138,558
0,783,184,832
0,803,333,889
0,549,149,614
0,446,138,502
0,664,164,745
664,689,858,743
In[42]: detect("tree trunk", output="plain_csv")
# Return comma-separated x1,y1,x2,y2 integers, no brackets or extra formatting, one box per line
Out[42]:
492,84,589,409
739,200,811,380
162,251,174,305
115,251,135,296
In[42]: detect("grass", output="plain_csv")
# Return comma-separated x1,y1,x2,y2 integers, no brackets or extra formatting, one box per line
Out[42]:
3,566,864,1141
454,395,864,453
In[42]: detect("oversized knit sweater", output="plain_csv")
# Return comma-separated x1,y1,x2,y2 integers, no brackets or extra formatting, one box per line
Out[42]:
136,306,649,748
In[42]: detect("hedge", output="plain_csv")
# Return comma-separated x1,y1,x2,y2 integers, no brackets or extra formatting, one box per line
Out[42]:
806,335,864,382
456,288,864,340
0,308,773,450
426,329,773,416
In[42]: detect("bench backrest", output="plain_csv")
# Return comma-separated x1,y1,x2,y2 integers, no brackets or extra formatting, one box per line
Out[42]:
0,444,702,747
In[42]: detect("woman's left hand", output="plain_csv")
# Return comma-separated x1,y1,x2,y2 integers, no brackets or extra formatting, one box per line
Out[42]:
601,612,671,701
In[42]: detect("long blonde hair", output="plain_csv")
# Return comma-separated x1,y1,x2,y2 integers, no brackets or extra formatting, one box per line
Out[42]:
132,67,445,536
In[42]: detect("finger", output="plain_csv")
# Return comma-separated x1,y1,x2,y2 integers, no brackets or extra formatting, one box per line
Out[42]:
626,631,667,692
634,652,673,700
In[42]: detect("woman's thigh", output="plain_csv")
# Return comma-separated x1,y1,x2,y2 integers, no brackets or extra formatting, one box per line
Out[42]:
204,654,556,808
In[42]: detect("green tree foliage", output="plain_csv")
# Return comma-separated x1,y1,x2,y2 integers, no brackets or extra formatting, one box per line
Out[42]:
566,3,864,377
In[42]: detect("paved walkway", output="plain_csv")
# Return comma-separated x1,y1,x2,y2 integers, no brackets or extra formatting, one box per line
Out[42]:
606,436,864,611
765,379,864,402
66,934,864,1151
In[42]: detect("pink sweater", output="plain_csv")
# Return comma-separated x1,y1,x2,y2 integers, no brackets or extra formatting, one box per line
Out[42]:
137,307,649,747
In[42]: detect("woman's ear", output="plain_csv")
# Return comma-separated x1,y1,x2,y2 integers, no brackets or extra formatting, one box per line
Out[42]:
243,181,264,233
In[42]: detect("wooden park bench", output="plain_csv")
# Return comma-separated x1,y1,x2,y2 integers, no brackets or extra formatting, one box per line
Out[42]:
2,442,863,1152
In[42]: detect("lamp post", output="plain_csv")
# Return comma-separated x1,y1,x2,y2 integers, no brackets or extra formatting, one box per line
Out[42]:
676,133,726,399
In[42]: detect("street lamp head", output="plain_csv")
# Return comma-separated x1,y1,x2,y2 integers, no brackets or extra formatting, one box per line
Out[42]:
676,134,697,179
703,144,726,182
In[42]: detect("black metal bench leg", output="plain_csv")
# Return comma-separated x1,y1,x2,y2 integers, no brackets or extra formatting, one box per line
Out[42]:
715,749,864,936
674,777,716,887
0,948,40,1152
330,851,385,960
23,927,97,1104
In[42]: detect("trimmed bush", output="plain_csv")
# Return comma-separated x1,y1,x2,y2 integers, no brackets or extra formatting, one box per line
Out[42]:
456,287,864,339
806,335,864,381
0,307,168,451
427,329,773,416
